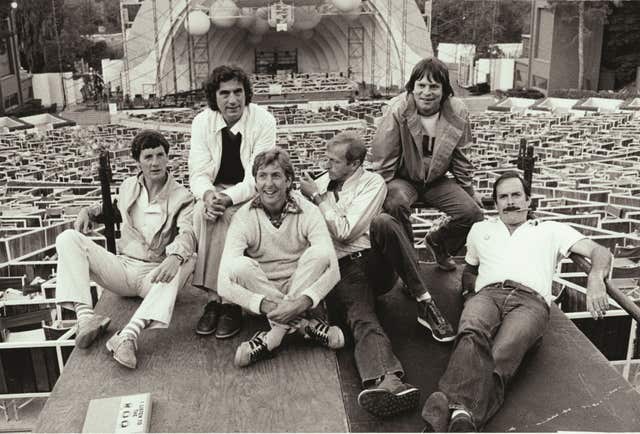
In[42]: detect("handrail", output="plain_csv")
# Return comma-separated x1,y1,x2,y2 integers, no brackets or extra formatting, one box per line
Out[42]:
570,252,640,323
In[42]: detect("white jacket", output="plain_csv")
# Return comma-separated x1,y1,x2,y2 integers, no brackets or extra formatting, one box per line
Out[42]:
188,104,277,204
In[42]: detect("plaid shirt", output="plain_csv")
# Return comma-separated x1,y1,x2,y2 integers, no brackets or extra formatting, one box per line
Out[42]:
250,193,302,228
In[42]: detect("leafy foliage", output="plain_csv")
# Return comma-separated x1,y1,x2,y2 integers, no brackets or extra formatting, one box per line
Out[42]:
12,0,122,73
600,1,640,89
431,0,530,53
499,87,546,100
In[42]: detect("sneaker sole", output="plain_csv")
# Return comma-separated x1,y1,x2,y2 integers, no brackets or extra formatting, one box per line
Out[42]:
425,241,457,272
234,343,275,368
357,387,420,417
234,343,251,368
105,337,136,369
417,317,456,343
328,327,345,350
76,316,111,349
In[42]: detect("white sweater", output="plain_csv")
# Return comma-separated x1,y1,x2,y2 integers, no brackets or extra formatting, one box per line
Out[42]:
218,191,340,314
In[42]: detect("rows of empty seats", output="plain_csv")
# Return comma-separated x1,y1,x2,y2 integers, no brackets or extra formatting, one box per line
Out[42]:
252,72,354,95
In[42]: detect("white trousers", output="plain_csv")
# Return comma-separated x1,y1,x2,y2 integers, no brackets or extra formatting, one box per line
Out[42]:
55,229,194,328
191,198,241,293
226,245,330,305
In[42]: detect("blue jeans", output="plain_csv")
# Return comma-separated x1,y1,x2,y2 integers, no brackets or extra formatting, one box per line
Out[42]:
438,283,550,428
328,213,430,385
383,176,483,255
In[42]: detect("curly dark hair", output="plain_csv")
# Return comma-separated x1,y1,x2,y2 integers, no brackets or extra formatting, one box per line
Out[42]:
205,65,253,111
405,57,454,105
130,129,170,161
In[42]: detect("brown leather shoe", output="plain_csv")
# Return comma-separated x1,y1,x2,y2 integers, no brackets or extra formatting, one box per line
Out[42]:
75,314,111,349
196,301,221,336
215,304,242,339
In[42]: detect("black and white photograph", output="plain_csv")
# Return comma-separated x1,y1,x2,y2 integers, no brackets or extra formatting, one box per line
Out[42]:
1,0,640,432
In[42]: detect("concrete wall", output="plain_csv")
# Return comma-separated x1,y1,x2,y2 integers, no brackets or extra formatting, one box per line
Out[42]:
548,5,604,91
529,4,553,92
437,43,475,64
32,73,82,108
529,0,605,93
514,60,529,88
101,59,124,92
475,58,515,91
0,72,32,110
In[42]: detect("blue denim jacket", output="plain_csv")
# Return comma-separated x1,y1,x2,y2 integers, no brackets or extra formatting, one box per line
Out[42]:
87,172,196,263
370,93,475,195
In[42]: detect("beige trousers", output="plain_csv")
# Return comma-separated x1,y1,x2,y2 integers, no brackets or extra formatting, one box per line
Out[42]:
55,229,194,328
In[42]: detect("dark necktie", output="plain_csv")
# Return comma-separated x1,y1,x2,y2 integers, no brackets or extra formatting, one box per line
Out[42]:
327,180,343,201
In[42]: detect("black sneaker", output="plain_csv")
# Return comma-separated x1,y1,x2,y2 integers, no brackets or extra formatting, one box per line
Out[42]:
304,318,345,349
449,411,476,432
234,331,274,367
417,299,456,342
195,301,221,336
425,234,457,271
215,304,242,339
422,391,450,433
357,374,420,417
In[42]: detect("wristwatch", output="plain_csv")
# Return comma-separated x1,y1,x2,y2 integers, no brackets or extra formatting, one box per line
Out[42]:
170,253,185,265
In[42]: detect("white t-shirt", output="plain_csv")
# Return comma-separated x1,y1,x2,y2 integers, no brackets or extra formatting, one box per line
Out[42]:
465,218,586,303
419,113,439,177
420,112,438,137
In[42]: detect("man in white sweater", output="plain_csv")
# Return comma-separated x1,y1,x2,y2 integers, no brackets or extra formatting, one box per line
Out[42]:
218,148,343,367
189,65,277,339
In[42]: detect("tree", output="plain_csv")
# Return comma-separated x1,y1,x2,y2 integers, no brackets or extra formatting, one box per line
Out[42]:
13,0,64,73
431,0,530,54
13,0,123,73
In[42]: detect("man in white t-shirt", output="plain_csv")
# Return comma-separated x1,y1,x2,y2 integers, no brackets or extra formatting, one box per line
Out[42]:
422,171,611,432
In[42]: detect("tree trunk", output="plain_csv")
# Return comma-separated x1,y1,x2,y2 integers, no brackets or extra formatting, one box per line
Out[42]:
578,1,584,90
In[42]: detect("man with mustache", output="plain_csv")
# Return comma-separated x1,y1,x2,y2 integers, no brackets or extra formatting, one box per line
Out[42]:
371,57,483,271
189,65,277,339
422,171,611,432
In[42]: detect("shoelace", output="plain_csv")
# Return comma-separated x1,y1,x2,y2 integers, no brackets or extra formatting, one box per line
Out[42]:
248,333,269,363
306,321,330,345
426,302,450,332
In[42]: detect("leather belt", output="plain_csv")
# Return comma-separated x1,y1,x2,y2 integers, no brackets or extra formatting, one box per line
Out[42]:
338,249,370,269
485,280,547,304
